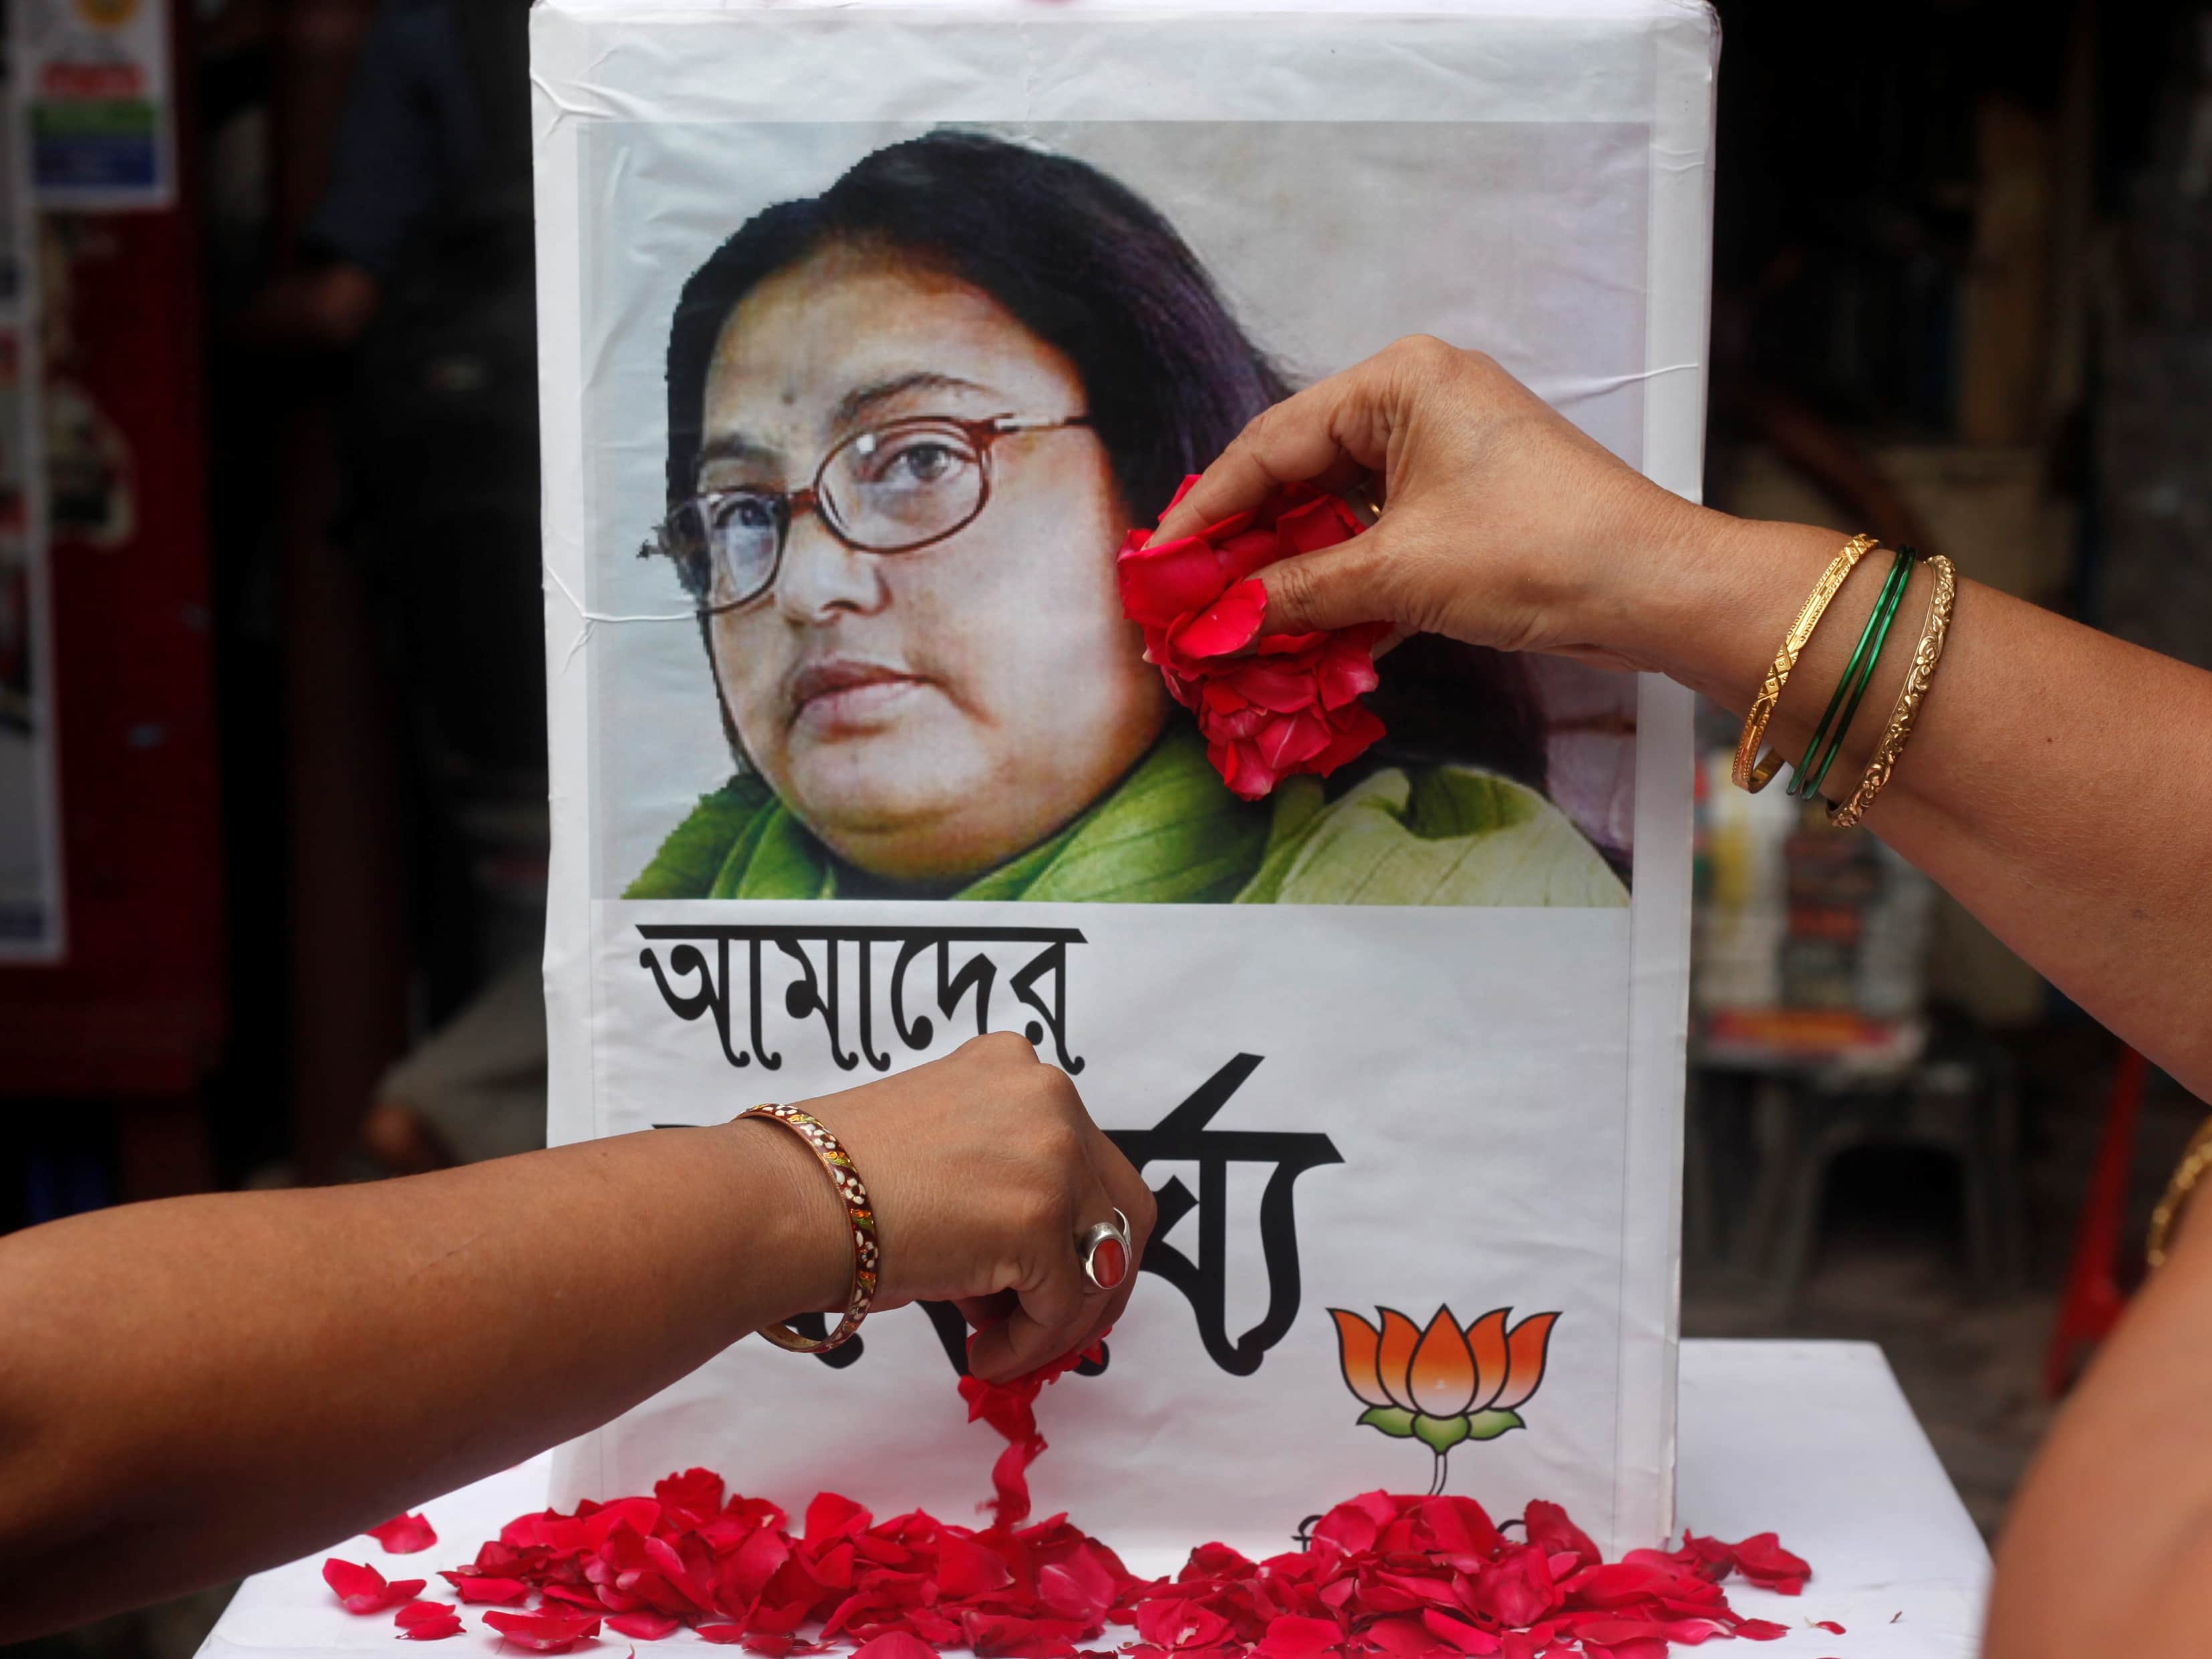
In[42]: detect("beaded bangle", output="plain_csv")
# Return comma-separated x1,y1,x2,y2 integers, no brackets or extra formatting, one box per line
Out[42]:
2149,1116,2212,1269
1792,545,1917,801
1734,533,1881,793
739,1104,881,1353
1829,554,1956,829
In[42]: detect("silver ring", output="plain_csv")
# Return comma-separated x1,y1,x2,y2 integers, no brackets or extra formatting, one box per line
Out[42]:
1079,1206,1132,1293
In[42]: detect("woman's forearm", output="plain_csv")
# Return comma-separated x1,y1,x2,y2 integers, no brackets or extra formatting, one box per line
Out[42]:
0,1033,1159,1642
0,1122,847,1636
1639,511,2212,1101
1983,1208,2212,1658
1157,340,2212,1102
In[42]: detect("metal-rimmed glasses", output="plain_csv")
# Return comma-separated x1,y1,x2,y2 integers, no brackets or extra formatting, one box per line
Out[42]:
642,412,1093,614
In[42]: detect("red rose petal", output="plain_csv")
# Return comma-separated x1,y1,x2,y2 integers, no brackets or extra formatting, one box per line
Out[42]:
445,1573,531,1604
398,1608,465,1642
1256,711,1331,773
1417,1610,1499,1655
851,1635,938,1659
1117,535,1234,629
1168,580,1270,662
1812,1620,1846,1635
324,1559,426,1616
1732,1620,1791,1641
482,1609,602,1652
370,1513,440,1555
605,1613,683,1641
1728,1533,1812,1595
1272,495,1359,556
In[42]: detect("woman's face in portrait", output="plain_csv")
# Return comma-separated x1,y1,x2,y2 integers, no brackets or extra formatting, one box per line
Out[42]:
699,243,1171,884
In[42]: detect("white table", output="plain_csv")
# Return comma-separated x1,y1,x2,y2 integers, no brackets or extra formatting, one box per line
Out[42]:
197,1341,1989,1659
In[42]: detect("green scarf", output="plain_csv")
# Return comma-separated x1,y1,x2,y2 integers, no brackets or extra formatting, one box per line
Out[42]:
626,726,1627,908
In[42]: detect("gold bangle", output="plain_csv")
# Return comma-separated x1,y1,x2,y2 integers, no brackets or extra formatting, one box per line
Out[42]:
1828,554,1956,828
1734,532,1881,792
738,1104,881,1352
2149,1116,2212,1269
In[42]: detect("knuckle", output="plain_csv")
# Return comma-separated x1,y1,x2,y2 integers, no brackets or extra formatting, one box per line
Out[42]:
1268,557,1320,620
1393,333,1455,370
1024,1061,1084,1116
1132,1184,1159,1233
967,1029,1039,1067
1030,1113,1086,1169
1014,1187,1068,1239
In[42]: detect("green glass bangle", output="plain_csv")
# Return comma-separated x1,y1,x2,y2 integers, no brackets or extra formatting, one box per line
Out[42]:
1786,546,1905,797
1790,545,1917,799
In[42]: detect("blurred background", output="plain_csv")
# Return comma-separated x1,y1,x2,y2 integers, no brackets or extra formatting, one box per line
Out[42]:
4,0,2211,1653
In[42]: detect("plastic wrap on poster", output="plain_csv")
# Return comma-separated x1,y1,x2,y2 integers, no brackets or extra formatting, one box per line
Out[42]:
533,0,1715,1570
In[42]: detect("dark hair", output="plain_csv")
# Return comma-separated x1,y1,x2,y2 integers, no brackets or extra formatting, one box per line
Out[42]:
666,130,1548,793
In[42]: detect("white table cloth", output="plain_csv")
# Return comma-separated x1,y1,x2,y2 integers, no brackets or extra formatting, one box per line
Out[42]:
196,1341,1990,1659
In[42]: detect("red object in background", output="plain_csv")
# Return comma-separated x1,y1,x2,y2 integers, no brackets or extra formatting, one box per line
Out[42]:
2042,1045,2147,1398
0,0,223,1170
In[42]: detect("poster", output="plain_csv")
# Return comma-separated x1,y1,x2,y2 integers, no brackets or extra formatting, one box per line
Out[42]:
534,0,1714,1569
0,7,60,961
18,0,172,211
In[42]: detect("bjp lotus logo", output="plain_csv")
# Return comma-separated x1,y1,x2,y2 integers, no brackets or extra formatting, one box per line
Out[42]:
1329,1305,1558,1493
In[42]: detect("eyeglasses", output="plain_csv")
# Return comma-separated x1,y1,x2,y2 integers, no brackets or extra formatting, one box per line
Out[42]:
643,412,1093,614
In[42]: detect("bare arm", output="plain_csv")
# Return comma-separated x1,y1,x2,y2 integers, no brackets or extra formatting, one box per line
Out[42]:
1155,338,2212,1100
0,1034,1154,1641
1153,336,2212,1658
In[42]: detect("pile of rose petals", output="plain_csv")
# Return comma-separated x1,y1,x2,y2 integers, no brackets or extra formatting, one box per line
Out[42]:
326,1341,1816,1656
1117,478,1389,801
329,1481,1810,1658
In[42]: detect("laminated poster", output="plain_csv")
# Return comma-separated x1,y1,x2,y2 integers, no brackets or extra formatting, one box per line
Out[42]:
534,0,1716,1569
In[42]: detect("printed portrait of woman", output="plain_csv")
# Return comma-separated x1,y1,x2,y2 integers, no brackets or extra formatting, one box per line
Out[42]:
628,131,1627,908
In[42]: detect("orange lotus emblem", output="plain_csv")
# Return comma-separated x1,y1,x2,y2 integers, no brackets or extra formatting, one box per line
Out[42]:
1329,1305,1558,1493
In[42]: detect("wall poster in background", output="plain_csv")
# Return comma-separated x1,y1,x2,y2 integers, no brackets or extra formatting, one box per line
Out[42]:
18,0,172,211
0,5,60,960
534,0,1715,1567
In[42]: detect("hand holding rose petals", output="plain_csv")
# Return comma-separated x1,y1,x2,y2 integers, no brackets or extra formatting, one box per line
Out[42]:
1119,478,1387,800
785,1035,1154,1384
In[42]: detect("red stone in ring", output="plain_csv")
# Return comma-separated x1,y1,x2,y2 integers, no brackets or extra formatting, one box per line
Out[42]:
1081,1208,1132,1291
1089,1235,1129,1290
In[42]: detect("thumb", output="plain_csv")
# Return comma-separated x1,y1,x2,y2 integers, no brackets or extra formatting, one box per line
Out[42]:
1254,523,1404,638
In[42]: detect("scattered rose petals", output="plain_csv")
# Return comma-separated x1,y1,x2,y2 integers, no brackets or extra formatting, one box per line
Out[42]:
414,1336,1810,1659
1119,479,1389,799
396,1601,465,1641
323,1559,426,1616
370,1513,440,1554
482,1608,603,1652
